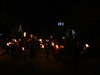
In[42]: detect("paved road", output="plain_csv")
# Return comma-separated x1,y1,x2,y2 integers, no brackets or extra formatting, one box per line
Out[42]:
0,48,99,75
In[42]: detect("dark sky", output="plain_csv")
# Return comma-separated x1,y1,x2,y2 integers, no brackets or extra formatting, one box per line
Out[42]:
9,0,67,34
7,1,100,35
11,0,66,23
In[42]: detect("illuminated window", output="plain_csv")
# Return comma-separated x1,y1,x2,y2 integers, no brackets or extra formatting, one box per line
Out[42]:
62,22,64,26
58,22,61,26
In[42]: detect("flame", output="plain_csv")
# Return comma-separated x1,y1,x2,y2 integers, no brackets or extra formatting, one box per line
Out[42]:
85,44,89,48
7,43,9,46
56,45,59,49
22,47,24,50
42,45,44,48
52,42,54,46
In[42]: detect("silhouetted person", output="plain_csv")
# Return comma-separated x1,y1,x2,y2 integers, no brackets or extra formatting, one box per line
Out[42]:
45,40,50,59
69,40,73,56
35,40,38,54
11,42,16,58
72,40,81,70
59,40,64,61
83,46,87,60
27,34,35,65
19,39,23,55
80,41,84,61
5,38,9,54
55,43,60,61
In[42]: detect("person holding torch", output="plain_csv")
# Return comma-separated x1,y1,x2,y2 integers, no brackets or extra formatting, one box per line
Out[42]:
27,34,35,65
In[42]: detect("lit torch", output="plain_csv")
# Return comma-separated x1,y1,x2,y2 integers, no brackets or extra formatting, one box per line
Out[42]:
22,47,24,50
52,42,54,47
39,39,42,43
60,45,64,49
7,43,9,46
85,44,89,48
41,44,44,48
15,39,17,42
56,45,59,49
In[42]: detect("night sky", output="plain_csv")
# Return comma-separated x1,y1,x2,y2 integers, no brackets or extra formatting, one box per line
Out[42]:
1,0,100,36
10,0,67,30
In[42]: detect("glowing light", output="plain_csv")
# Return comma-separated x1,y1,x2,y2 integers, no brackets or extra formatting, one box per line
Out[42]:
52,42,54,46
15,39,17,42
61,22,64,26
40,44,42,45
22,47,24,50
56,45,59,49
51,36,53,38
0,34,2,36
62,45,64,48
39,39,42,43
12,39,15,41
9,42,11,45
39,39,42,42
85,44,89,48
62,37,65,39
30,34,33,38
58,22,64,26
24,32,26,37
7,43,9,46
19,39,21,41
58,22,61,26
46,39,49,42
41,45,44,48
72,30,76,35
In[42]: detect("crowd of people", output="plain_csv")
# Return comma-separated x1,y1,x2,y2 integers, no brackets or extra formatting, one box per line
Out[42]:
4,34,89,69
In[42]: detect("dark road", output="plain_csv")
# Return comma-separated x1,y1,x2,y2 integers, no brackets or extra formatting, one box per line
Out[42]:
0,48,100,75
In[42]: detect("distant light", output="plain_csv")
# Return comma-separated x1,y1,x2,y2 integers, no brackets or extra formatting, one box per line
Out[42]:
40,44,42,45
85,44,89,48
62,45,64,48
39,39,42,42
58,22,61,26
41,45,44,48
46,39,49,42
12,39,15,41
51,36,53,38
72,30,76,35
30,34,33,38
56,45,59,49
62,37,65,39
15,39,17,42
9,42,11,45
62,22,64,26
19,39,21,41
22,47,24,50
24,32,26,37
52,42,54,46
7,43,9,46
